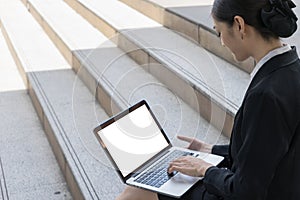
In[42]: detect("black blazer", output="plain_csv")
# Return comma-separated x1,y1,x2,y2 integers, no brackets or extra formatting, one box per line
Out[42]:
203,47,300,200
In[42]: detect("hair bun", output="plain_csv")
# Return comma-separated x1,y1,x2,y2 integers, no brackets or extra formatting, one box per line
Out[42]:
261,0,298,37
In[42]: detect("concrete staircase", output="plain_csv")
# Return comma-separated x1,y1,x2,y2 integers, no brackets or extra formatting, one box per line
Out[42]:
118,0,255,73
0,11,71,200
0,0,298,199
63,0,252,137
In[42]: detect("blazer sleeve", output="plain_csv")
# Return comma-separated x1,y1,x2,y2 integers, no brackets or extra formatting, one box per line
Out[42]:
202,92,292,199
212,145,229,157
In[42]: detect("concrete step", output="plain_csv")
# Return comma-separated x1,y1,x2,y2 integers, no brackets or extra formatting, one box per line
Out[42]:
0,1,125,199
119,0,255,73
0,30,25,92
23,0,113,66
0,91,72,200
63,0,250,136
65,0,161,38
0,27,71,199
120,0,300,64
22,0,115,94
23,0,229,141
73,43,230,143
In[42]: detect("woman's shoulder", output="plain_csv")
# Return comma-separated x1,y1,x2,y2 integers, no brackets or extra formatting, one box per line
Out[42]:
249,51,300,97
245,65,300,110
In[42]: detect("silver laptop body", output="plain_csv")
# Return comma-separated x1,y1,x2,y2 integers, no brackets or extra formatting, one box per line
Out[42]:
93,100,223,198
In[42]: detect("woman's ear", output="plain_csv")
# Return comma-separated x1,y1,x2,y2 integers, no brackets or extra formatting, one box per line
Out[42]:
234,16,246,39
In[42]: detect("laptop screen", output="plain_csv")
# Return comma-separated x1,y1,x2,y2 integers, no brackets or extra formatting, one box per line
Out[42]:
96,103,169,178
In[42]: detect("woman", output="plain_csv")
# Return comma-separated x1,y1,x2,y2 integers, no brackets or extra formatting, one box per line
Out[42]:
117,0,300,199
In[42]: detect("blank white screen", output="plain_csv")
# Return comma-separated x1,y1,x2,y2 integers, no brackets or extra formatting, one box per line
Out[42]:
98,105,169,177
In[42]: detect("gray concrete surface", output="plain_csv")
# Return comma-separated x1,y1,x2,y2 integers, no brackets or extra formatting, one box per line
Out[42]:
0,23,71,199
29,69,126,199
167,5,214,31
0,0,126,198
0,34,72,200
0,90,72,200
63,0,250,136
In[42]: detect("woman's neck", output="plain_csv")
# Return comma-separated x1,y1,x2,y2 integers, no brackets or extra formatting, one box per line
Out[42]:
252,38,283,63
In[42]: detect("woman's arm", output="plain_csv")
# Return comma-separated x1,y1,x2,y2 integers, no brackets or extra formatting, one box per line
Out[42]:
202,93,292,199
212,145,229,157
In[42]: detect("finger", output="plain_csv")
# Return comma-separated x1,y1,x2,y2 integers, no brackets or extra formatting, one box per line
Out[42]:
168,162,186,173
169,157,193,172
169,158,187,168
168,165,182,174
177,135,194,143
169,165,196,176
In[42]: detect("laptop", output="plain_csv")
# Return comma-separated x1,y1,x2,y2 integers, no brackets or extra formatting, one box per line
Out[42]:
93,100,223,198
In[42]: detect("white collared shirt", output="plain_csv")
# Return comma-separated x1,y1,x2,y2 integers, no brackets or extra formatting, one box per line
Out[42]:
250,44,292,80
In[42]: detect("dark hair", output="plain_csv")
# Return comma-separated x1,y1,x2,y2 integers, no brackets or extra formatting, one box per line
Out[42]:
211,0,298,39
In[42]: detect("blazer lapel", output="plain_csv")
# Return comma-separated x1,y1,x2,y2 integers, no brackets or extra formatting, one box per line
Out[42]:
247,46,299,93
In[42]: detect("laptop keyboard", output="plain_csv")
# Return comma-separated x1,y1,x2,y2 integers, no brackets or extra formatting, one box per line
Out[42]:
134,150,195,188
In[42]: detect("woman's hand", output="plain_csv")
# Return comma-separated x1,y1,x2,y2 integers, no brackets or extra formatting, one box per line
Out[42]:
177,135,213,153
168,156,213,177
